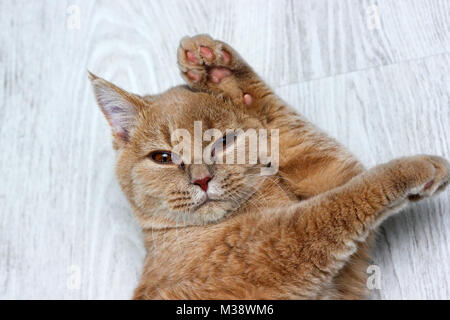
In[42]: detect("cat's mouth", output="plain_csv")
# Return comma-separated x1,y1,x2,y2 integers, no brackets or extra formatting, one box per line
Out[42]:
194,196,220,211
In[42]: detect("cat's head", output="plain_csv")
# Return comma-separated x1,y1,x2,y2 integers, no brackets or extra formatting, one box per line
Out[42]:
90,73,270,228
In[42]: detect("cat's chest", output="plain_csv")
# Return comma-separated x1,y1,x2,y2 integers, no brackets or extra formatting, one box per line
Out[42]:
249,177,298,208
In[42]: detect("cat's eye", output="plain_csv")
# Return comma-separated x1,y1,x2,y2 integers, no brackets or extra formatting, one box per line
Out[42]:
221,136,227,146
149,151,175,164
222,133,237,149
148,151,184,167
211,133,237,158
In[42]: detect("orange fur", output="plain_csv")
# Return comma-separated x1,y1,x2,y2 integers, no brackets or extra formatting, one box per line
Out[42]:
90,35,450,299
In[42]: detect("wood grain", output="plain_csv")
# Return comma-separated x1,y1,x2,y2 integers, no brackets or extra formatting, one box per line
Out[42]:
0,0,448,299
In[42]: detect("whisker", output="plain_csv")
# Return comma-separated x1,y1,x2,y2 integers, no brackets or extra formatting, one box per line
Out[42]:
168,196,192,203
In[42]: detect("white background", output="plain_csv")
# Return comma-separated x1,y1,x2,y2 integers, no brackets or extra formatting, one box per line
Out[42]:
1,0,449,299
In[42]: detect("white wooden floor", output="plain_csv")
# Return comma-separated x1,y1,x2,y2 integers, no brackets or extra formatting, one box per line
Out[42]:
1,0,449,299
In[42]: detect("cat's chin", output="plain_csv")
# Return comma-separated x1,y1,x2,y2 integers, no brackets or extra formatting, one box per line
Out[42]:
135,200,239,229
174,200,237,226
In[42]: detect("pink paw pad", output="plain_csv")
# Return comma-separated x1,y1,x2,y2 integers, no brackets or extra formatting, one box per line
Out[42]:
200,46,213,60
222,50,231,64
186,51,198,64
243,94,253,105
209,67,232,83
186,70,200,82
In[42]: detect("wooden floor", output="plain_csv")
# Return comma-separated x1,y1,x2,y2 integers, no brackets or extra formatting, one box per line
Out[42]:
1,0,449,299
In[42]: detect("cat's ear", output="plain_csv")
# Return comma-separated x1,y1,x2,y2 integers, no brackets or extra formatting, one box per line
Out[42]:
89,72,145,147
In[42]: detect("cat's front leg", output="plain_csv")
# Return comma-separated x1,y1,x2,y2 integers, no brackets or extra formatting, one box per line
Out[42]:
291,155,449,289
177,34,273,107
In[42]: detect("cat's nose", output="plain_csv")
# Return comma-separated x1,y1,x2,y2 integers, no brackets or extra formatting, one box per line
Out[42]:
193,176,211,192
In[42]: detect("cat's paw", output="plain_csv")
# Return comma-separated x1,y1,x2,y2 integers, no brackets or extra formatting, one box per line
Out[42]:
178,34,235,85
403,155,450,201
177,34,256,105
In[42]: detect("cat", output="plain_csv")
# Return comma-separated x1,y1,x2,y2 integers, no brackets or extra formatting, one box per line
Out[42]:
90,34,450,299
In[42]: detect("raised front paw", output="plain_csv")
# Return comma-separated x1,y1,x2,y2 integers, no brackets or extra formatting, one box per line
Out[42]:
178,34,234,85
401,155,450,201
177,35,253,105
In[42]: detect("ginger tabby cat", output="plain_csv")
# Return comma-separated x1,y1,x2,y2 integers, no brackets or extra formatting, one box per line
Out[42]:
90,35,450,299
